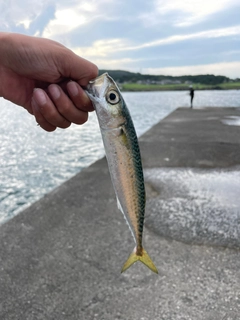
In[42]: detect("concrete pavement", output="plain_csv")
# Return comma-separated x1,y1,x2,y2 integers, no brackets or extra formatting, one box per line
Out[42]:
0,107,240,320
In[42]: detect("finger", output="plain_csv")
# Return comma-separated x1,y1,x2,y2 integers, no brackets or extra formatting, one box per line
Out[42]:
32,88,71,129
58,51,98,87
67,81,94,112
24,105,34,115
48,84,89,125
31,98,56,132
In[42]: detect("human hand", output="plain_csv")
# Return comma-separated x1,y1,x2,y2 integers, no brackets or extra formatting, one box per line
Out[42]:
0,33,98,131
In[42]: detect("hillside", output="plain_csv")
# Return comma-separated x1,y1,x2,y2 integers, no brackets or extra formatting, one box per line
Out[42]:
99,69,238,85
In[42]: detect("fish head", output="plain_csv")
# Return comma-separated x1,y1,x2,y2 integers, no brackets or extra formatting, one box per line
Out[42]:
86,73,126,130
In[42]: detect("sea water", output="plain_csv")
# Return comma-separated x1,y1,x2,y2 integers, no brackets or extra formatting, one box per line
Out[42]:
0,89,240,223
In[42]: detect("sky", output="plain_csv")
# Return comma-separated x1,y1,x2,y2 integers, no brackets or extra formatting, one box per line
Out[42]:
1,0,240,78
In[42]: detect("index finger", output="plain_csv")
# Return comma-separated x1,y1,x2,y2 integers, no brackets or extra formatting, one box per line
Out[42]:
58,50,98,87
67,81,94,112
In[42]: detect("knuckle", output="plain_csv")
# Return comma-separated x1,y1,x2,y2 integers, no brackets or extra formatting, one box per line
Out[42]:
39,103,56,120
45,109,57,120
57,102,71,115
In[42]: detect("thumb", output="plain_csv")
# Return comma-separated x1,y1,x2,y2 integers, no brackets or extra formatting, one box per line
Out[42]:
58,49,98,87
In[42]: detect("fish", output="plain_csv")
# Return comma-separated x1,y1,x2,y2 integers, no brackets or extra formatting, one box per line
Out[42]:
86,73,158,274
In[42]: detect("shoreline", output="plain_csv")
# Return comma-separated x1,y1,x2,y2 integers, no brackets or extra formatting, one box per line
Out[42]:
120,85,240,92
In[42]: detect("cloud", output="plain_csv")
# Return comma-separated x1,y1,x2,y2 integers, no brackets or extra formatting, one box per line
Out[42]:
42,3,94,38
0,0,113,37
1,0,239,78
89,58,136,69
0,0,53,31
74,38,130,58
153,0,240,26
42,0,115,39
142,61,240,79
71,25,240,59
126,25,240,51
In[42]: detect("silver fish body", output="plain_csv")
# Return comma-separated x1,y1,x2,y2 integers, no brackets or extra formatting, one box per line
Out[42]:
86,73,158,273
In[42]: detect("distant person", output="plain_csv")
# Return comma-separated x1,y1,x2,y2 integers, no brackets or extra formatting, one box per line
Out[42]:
0,32,98,131
189,86,194,108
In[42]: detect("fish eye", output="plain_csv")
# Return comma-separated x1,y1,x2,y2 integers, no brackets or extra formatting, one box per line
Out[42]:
106,90,120,105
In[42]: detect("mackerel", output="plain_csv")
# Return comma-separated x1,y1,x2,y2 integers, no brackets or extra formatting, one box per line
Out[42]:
86,73,158,274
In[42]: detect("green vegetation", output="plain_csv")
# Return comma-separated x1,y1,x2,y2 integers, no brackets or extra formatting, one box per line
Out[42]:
121,83,189,91
219,82,240,90
99,69,240,91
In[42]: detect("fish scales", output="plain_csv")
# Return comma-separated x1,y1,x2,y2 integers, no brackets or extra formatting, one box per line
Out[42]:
103,116,144,247
86,73,158,274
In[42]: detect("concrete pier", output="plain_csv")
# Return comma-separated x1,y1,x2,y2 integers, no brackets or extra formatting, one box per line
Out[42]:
0,107,240,320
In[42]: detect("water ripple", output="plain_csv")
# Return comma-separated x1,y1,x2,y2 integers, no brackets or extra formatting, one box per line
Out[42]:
0,90,240,223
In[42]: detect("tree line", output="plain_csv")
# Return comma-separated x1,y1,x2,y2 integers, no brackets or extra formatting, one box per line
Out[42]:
99,69,234,85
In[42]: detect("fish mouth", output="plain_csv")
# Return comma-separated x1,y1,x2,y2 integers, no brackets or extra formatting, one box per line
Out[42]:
88,72,108,86
86,73,108,97
85,75,103,107
85,72,118,107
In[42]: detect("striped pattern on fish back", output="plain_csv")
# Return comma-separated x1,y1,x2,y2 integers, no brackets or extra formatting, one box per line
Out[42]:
122,100,146,248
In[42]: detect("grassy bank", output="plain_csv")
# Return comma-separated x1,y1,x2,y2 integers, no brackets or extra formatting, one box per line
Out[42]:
121,82,240,92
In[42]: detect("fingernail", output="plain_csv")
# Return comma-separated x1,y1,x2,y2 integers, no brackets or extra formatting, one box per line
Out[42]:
33,88,47,105
68,81,79,97
49,85,61,100
82,91,91,106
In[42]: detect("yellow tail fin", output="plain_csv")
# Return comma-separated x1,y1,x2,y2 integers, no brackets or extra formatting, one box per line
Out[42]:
121,247,158,274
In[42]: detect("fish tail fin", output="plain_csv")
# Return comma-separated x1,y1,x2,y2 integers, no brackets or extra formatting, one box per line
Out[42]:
121,247,158,274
